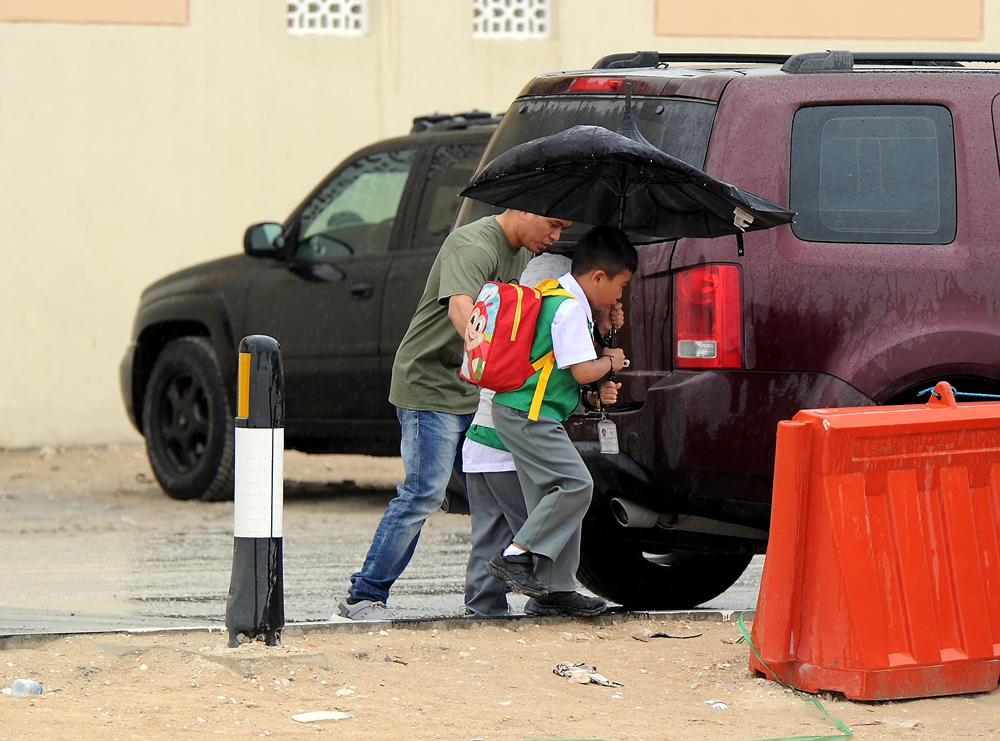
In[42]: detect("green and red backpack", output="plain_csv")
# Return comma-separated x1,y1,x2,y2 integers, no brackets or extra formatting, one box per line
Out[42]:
460,278,577,420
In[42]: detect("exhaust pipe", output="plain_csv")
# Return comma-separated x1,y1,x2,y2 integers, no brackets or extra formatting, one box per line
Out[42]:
610,497,663,528
610,497,770,540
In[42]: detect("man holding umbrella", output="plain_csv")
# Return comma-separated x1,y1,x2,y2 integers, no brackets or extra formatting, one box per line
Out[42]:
336,209,571,621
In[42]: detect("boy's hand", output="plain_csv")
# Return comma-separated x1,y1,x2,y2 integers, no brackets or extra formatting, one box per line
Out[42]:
602,348,626,373
571,348,627,385
599,380,621,406
597,301,625,335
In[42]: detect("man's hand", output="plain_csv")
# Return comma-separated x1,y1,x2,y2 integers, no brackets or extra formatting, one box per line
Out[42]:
448,294,475,338
599,380,621,406
597,300,624,336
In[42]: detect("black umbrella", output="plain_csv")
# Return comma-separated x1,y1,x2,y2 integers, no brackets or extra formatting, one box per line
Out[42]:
461,87,795,392
460,88,794,256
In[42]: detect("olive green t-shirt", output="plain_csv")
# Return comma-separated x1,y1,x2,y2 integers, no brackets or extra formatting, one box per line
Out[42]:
389,216,533,415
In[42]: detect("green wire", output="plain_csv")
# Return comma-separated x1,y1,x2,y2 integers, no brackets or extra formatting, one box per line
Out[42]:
736,611,854,741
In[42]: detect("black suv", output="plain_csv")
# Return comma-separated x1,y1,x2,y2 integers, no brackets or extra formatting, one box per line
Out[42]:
120,112,500,501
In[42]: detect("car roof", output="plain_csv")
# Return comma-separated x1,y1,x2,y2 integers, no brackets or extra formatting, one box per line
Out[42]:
351,112,501,153
408,110,503,135
338,113,499,160
520,50,1000,103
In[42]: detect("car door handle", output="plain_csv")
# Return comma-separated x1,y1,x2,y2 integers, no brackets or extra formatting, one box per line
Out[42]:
350,281,375,300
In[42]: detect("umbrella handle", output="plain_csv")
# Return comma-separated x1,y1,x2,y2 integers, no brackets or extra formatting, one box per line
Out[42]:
608,326,617,383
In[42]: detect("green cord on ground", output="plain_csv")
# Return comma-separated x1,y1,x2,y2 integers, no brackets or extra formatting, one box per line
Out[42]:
737,611,853,741
526,717,557,737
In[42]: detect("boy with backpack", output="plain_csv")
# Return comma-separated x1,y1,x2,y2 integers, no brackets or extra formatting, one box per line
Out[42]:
478,226,636,609
461,247,622,617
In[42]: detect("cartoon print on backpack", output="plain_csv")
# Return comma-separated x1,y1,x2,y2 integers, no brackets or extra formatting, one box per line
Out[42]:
462,283,500,382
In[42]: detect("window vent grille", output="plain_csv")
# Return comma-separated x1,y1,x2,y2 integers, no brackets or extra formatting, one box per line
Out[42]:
287,1,368,36
473,0,549,39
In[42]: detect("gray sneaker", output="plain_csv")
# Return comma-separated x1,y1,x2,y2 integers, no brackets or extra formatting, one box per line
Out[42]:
335,597,396,621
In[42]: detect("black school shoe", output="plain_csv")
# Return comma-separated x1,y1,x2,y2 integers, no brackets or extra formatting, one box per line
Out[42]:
485,551,549,598
525,591,608,617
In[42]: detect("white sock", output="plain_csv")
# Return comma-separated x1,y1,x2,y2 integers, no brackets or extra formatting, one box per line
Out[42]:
503,544,527,557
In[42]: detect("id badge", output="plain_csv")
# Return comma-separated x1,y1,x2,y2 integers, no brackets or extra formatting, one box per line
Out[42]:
598,419,620,455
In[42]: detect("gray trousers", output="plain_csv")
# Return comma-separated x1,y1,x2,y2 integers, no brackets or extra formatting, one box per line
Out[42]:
491,403,593,567
465,470,581,616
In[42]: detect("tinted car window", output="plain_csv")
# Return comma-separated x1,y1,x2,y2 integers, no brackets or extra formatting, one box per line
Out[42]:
411,143,485,251
296,149,416,258
790,105,956,244
487,96,716,168
458,96,717,240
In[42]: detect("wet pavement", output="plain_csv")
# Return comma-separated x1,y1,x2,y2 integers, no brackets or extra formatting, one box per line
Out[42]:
0,444,762,637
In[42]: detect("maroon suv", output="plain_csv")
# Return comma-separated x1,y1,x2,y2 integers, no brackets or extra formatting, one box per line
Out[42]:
456,50,1000,609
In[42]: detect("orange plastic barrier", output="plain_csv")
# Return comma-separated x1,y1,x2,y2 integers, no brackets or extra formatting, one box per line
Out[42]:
751,382,1000,700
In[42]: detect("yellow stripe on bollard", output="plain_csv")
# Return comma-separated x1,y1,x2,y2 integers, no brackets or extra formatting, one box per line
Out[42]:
237,352,251,418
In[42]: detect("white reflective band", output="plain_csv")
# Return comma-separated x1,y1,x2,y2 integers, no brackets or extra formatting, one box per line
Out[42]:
234,427,284,538
677,340,718,359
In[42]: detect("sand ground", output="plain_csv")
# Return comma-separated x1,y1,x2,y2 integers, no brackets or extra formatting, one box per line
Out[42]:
2,445,999,739
7,614,999,741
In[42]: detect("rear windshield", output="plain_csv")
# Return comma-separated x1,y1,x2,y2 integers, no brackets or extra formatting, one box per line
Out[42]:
455,95,717,241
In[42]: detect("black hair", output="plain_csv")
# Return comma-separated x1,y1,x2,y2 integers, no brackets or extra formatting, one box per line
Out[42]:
570,226,638,278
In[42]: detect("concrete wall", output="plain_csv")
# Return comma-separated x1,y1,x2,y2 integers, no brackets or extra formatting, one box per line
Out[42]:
1,0,997,447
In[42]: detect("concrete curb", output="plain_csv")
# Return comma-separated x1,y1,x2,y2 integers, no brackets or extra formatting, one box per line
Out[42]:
289,607,755,637
0,608,754,649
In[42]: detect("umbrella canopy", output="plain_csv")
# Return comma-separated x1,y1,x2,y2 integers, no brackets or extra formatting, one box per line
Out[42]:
460,105,794,248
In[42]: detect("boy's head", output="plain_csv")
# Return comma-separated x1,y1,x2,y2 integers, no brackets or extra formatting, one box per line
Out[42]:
570,227,638,311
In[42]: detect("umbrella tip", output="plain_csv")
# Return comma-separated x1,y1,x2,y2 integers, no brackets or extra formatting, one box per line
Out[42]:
616,82,655,148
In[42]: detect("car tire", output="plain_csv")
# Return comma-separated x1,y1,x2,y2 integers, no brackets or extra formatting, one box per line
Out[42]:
142,337,234,502
577,486,753,610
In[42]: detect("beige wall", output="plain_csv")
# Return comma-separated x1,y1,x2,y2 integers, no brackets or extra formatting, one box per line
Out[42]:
655,0,983,40
0,0,188,25
1,0,998,448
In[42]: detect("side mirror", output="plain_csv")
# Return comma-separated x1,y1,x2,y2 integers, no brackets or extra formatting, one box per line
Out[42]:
244,222,286,257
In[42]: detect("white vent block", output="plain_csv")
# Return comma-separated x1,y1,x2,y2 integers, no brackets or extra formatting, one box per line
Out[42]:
473,0,549,39
287,0,368,36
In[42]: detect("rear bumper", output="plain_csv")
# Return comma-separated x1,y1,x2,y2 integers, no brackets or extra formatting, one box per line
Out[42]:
568,369,873,529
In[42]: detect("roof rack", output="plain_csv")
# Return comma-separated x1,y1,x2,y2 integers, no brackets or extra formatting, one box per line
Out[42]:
410,110,502,134
593,50,1000,73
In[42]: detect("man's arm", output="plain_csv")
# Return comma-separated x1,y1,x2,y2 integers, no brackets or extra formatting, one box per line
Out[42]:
448,294,475,337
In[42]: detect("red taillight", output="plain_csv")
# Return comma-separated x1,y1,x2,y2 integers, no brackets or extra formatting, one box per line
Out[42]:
568,77,624,93
674,264,743,369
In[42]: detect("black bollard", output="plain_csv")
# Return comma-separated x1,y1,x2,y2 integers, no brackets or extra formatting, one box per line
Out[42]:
225,335,285,647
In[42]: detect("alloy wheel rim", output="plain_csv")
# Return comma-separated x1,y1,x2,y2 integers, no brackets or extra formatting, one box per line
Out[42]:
156,370,211,474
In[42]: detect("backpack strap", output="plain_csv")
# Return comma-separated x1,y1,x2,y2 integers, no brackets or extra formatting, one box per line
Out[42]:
528,352,556,421
509,283,530,341
534,278,577,302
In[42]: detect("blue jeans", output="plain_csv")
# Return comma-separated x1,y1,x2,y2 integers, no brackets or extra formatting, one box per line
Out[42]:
348,407,474,604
